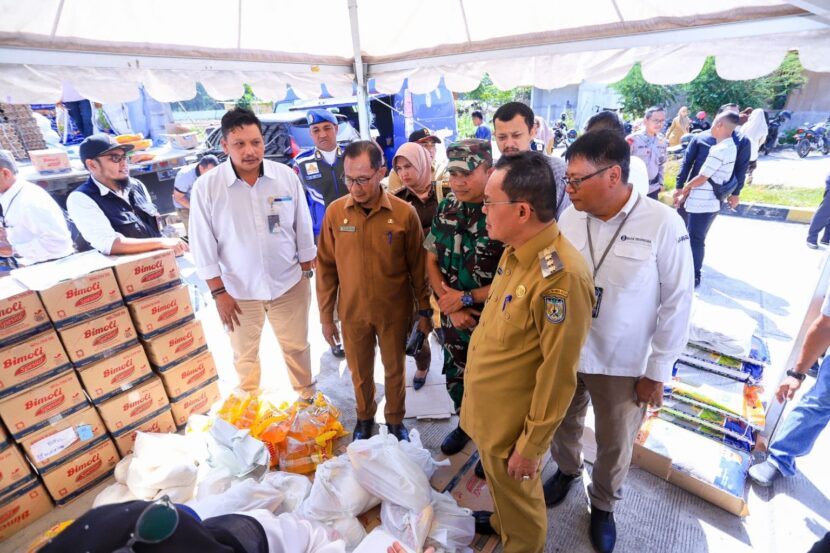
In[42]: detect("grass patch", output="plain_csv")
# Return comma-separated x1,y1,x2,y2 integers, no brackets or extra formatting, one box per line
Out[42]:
738,185,823,208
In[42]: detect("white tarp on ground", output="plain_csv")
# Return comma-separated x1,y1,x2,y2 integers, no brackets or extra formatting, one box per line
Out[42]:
0,0,829,103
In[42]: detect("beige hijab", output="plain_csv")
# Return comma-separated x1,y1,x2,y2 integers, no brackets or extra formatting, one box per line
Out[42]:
393,142,432,195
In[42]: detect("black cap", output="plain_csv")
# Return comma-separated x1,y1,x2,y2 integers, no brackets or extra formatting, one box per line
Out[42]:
408,128,441,144
79,133,135,165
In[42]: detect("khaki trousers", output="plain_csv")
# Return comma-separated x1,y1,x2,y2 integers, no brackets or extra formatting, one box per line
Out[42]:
479,451,546,553
228,278,315,397
549,373,646,512
342,318,409,424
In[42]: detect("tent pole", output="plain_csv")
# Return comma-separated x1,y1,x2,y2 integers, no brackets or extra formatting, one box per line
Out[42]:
348,0,371,140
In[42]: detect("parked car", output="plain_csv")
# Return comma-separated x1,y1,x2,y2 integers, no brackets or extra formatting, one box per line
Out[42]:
202,112,298,165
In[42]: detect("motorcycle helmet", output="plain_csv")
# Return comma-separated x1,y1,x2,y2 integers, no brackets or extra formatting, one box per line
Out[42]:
567,129,578,139
696,111,707,120
778,110,792,122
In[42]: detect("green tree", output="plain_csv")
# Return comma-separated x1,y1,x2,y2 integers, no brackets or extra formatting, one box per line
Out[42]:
610,63,679,118
762,51,807,110
172,82,223,112
235,84,257,111
682,57,768,117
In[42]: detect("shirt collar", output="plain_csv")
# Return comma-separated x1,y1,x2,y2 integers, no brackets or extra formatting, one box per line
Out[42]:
226,159,266,186
0,179,24,201
344,189,393,213
511,223,561,267
90,175,131,197
580,188,638,223
315,146,342,158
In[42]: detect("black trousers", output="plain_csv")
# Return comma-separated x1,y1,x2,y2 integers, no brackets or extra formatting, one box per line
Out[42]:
678,207,718,281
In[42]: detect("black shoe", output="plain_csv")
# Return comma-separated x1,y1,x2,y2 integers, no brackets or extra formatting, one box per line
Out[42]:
807,240,819,250
440,426,471,455
694,276,701,288
589,506,616,553
821,239,830,246
472,510,496,535
330,344,346,358
543,469,582,507
352,418,374,441
387,423,410,442
474,459,486,480
413,369,428,391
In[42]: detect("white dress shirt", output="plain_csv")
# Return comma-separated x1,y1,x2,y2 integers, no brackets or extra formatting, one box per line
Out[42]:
628,156,650,197
66,177,154,255
0,179,73,264
189,159,316,301
558,190,694,382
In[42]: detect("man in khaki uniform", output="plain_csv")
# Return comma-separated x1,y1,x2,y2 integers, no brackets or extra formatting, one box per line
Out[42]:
460,151,594,553
316,141,432,442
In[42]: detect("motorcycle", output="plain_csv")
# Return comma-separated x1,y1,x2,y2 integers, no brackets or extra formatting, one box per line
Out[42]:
760,110,791,155
552,115,576,148
667,129,702,160
794,116,830,158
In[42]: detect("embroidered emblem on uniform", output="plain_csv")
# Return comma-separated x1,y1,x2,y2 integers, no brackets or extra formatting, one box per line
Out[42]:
306,162,320,175
545,295,566,324
515,285,526,298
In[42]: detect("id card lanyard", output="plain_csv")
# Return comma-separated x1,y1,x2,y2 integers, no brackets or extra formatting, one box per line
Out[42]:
586,195,640,318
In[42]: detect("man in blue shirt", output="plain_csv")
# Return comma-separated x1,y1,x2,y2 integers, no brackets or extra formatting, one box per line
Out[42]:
172,155,219,237
472,110,491,141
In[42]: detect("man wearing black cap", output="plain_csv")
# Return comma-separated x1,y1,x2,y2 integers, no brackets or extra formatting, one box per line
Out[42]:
67,133,188,255
387,128,449,194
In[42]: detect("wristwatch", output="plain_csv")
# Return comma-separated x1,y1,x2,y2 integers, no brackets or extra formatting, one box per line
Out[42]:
786,369,806,382
418,309,434,318
461,292,474,307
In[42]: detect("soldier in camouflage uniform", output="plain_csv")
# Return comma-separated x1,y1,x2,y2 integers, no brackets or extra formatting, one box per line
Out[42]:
627,106,668,200
424,139,505,459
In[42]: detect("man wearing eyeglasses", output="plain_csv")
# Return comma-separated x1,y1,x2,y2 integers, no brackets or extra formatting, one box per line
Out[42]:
316,140,431,442
67,134,188,256
543,131,693,553
627,106,668,200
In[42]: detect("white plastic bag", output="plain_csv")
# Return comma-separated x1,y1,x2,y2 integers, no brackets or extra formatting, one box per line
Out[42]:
187,477,287,519
399,429,450,479
381,501,434,553
207,418,270,478
426,491,475,553
243,510,347,553
300,455,379,521
266,471,312,514
329,516,367,551
93,483,138,508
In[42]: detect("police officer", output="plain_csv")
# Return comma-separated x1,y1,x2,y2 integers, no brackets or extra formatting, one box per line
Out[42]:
627,106,668,200
461,151,594,553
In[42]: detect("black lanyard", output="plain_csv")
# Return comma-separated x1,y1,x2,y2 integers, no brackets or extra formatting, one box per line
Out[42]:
586,196,640,278
0,186,23,228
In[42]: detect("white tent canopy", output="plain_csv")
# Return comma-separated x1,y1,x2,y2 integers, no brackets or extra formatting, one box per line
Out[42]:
1,0,829,105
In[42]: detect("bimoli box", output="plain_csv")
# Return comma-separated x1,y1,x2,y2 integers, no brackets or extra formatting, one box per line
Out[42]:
41,437,119,505
19,406,107,472
110,250,180,301
159,350,218,401
0,423,8,449
0,330,72,400
0,371,87,440
37,268,122,328
77,343,153,404
0,279,51,349
127,284,193,338
0,443,32,496
112,408,176,457
96,376,169,434
143,319,207,371
58,307,137,367
170,378,220,427
0,479,53,542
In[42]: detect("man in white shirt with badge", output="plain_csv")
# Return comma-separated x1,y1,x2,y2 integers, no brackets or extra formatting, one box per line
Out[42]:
189,108,317,399
543,130,694,553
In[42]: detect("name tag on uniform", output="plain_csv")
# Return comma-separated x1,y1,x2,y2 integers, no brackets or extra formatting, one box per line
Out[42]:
593,286,603,319
268,214,280,233
305,162,320,175
339,225,356,232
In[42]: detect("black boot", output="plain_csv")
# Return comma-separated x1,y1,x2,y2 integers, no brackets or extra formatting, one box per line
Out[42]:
472,510,496,535
352,418,374,441
542,469,582,507
440,426,471,455
589,506,616,553
387,423,410,442
474,459,486,480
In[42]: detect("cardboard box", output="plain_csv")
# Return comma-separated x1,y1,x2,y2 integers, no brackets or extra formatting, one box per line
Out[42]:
0,330,72,400
0,371,87,440
169,378,220,427
28,148,71,174
127,284,193,338
76,343,153,404
110,250,180,301
159,350,218,401
0,279,51,349
112,408,176,457
142,319,207,371
41,437,119,505
0,479,53,542
19,406,107,472
96,376,169,434
58,307,138,367
0,443,32,496
0,423,7,449
37,268,123,328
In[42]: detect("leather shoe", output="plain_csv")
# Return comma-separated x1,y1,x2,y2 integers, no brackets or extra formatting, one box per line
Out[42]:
543,469,582,507
474,459,486,480
413,369,428,390
352,418,374,441
440,426,471,455
589,506,616,553
387,423,410,442
330,344,345,358
472,510,496,535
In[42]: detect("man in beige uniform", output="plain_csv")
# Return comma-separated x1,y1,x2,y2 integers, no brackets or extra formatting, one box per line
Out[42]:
461,151,594,553
316,141,432,442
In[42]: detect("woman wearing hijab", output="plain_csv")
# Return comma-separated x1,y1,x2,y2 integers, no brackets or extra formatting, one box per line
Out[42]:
666,106,691,147
392,142,437,389
739,108,769,186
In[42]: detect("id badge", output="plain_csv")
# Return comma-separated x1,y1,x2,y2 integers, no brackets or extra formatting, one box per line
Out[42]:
592,286,603,319
267,214,280,233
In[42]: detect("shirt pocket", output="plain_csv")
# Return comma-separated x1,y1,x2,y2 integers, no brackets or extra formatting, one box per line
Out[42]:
498,296,534,347
267,197,296,232
606,241,653,289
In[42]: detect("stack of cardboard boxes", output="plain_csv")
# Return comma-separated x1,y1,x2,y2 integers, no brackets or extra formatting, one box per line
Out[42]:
0,250,221,542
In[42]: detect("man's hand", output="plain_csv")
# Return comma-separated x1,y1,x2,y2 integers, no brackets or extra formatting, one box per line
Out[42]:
727,195,740,210
160,237,189,256
300,258,317,271
417,314,433,334
776,375,803,403
507,449,541,481
437,282,464,314
448,308,481,331
672,188,687,208
215,292,242,332
322,322,341,350
635,377,663,407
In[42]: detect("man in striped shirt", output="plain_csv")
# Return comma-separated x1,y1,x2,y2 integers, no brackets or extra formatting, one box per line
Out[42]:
673,111,740,287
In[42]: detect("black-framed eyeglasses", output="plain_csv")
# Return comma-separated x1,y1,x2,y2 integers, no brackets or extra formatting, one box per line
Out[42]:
113,495,179,553
563,165,615,190
482,199,522,207
97,153,129,164
344,171,377,187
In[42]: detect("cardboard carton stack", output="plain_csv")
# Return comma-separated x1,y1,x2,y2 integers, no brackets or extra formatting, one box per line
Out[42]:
0,103,46,159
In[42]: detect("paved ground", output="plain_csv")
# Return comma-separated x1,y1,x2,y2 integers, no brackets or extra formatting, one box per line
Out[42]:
751,149,830,189
6,215,830,552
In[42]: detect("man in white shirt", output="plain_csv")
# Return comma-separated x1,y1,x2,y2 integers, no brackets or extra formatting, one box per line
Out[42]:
673,112,740,287
582,111,649,197
0,150,73,264
543,130,694,553
189,108,317,398
67,134,188,256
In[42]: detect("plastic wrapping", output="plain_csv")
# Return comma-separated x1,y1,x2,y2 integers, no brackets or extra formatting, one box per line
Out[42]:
426,491,475,553
300,455,379,521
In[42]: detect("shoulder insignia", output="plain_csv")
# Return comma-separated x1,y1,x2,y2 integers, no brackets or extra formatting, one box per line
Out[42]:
544,294,566,324
538,248,564,279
